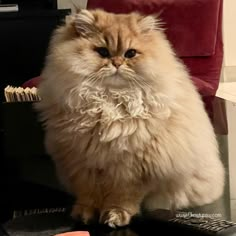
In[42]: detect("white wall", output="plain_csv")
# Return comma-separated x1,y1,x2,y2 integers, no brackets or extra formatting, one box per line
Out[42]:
57,0,88,12
223,0,236,81
223,0,236,66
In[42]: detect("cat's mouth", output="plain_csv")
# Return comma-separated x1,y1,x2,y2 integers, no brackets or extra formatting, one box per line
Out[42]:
110,67,121,76
96,65,133,88
103,72,127,88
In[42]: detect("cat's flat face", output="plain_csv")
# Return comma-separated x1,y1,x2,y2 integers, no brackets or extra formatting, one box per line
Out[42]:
50,9,168,90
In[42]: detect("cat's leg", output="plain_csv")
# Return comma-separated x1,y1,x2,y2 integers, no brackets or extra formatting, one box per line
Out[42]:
168,168,225,210
99,184,147,228
71,193,100,225
69,172,102,224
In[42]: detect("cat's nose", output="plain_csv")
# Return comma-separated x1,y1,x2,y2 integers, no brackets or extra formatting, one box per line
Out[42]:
111,57,123,68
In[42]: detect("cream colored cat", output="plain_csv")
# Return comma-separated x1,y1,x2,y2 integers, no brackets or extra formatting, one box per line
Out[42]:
35,9,225,228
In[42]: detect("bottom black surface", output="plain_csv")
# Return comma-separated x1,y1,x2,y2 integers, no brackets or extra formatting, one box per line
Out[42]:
3,208,233,236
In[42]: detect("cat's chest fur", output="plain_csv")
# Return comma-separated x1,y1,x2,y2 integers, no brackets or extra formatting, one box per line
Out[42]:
45,87,172,173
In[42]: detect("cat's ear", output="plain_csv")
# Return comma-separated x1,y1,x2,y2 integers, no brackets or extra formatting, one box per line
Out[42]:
74,9,97,37
138,14,164,33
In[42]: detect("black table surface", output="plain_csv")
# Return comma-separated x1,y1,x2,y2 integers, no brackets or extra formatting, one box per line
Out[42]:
2,206,236,236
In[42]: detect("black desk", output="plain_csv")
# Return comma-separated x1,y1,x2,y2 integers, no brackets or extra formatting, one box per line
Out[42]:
3,207,236,236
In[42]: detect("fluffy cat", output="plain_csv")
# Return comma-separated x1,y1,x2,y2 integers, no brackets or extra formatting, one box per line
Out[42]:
35,9,225,228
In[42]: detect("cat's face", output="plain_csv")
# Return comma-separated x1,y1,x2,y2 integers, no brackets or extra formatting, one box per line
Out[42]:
49,9,172,91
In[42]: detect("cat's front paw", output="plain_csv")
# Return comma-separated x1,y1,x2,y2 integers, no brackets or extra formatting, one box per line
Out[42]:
71,203,98,225
100,208,132,228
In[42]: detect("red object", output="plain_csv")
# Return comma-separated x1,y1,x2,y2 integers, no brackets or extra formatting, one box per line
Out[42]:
54,231,90,236
87,0,224,121
22,76,41,88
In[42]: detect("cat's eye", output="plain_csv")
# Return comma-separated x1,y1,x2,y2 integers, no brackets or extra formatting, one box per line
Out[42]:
95,47,110,58
125,49,137,58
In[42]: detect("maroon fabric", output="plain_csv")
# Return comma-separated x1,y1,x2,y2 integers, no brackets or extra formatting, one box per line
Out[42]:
22,76,41,88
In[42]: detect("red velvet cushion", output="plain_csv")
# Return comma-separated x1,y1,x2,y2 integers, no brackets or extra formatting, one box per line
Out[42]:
22,76,41,88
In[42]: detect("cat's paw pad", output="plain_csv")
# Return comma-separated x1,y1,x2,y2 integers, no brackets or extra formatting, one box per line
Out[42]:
100,208,131,228
71,204,98,224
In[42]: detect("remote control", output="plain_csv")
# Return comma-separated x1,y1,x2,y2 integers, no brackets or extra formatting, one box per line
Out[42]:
130,209,236,236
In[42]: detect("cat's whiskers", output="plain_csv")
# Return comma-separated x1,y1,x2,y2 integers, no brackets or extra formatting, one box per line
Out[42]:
128,79,136,91
85,70,105,87
84,73,97,86
136,75,154,90
96,69,111,86
119,66,153,91
90,77,100,86
99,75,106,87
125,73,149,91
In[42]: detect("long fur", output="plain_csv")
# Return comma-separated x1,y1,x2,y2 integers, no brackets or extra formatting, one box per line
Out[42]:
35,9,225,228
